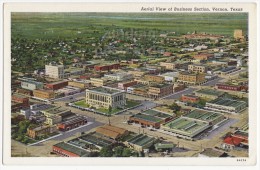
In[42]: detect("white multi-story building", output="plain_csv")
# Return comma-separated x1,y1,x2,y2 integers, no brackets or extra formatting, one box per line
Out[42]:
45,63,64,79
86,86,126,109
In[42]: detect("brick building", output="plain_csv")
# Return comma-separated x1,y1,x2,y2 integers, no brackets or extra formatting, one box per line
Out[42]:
181,94,200,103
216,83,248,92
94,63,120,72
27,125,57,139
118,81,137,90
148,83,173,99
188,64,208,73
52,142,90,157
57,115,87,131
33,89,55,99
193,53,214,60
144,75,165,83
46,80,68,90
177,72,206,85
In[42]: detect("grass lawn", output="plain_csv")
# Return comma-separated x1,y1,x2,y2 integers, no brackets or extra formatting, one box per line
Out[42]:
74,100,90,108
97,100,141,115
125,100,141,108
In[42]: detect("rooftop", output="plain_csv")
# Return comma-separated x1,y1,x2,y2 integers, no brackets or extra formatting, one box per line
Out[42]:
88,86,123,95
195,89,224,96
143,109,172,119
208,98,247,108
53,142,90,157
185,109,224,122
150,83,172,89
79,132,114,148
164,117,209,135
127,134,156,146
131,113,162,123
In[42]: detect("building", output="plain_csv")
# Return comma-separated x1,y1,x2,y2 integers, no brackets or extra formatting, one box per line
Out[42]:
45,63,65,79
193,53,214,60
95,125,129,140
42,106,72,118
222,130,248,150
12,93,29,108
27,125,57,139
181,94,200,103
148,83,173,99
162,117,211,139
57,115,88,131
68,81,88,89
57,86,81,96
144,75,165,83
125,134,158,152
194,89,224,100
104,72,133,81
118,81,137,90
129,109,173,129
205,98,247,113
216,83,248,92
46,80,68,90
16,88,33,96
184,109,226,126
188,64,208,73
45,115,62,125
94,63,120,72
177,72,206,85
52,142,90,157
90,78,112,87
159,72,179,82
19,77,44,91
33,89,55,99
234,29,245,40
160,62,176,70
86,86,126,109
198,148,228,157
12,93,30,111
218,66,240,75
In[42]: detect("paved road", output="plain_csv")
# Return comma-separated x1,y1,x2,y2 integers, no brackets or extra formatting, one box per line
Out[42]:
202,77,224,86
163,88,197,100
52,91,85,102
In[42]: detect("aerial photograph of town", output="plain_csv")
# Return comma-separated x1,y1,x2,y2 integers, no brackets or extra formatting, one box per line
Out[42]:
10,12,249,158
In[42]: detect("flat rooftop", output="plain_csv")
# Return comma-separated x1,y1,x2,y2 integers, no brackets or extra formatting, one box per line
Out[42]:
208,98,247,108
53,142,90,157
143,109,172,119
130,84,146,89
89,86,122,94
79,132,114,148
44,107,69,115
127,134,156,146
131,113,162,123
164,117,209,136
196,89,224,96
150,83,172,88
185,109,224,122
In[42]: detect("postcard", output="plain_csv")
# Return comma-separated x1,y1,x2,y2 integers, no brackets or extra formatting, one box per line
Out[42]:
2,2,258,166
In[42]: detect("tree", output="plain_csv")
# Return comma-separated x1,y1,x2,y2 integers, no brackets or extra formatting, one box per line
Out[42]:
113,146,124,157
99,146,113,157
122,148,132,157
108,106,112,114
169,103,181,112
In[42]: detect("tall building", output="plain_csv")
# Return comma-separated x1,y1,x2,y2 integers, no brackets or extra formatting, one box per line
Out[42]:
177,72,206,85
45,63,64,79
188,64,207,73
86,86,126,109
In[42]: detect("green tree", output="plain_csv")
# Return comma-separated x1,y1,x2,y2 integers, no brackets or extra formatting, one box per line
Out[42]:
122,148,132,157
113,146,124,157
99,146,113,157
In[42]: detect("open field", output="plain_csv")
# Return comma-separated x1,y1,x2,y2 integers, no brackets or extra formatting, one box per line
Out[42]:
12,13,248,39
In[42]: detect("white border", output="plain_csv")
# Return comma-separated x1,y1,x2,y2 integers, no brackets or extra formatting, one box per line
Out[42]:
1,1,258,167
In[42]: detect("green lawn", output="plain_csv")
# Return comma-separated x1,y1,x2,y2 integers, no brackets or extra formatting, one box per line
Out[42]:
74,100,90,108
